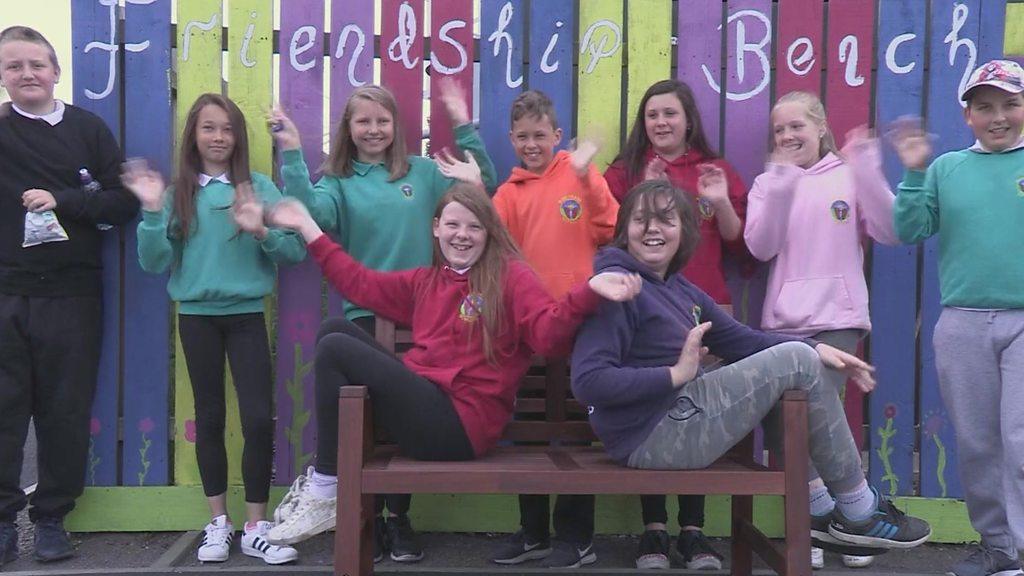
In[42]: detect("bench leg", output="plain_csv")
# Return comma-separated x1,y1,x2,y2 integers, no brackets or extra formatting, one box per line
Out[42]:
731,495,753,576
335,490,374,576
782,394,811,576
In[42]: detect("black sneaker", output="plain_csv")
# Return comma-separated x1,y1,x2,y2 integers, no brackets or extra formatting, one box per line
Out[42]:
828,488,931,549
676,529,722,570
491,529,551,564
540,540,596,568
811,511,888,557
373,516,386,563
385,515,423,562
635,529,670,569
33,517,74,562
0,521,17,566
947,544,1023,576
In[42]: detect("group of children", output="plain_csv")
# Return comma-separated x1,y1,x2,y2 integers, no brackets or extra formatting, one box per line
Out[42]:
1,23,1021,576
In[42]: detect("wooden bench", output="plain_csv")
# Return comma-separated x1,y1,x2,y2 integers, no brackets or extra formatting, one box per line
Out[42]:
334,319,811,576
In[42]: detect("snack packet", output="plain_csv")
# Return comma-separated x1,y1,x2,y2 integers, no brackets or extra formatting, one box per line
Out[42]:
23,210,70,247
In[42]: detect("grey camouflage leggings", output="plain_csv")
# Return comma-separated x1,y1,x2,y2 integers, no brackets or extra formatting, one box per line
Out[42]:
627,342,865,494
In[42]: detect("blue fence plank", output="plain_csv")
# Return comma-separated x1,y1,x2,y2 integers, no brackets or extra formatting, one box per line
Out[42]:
71,0,122,487
868,0,924,497
528,0,574,145
480,0,524,184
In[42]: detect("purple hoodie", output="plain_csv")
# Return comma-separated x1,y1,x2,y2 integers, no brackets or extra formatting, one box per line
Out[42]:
571,247,805,464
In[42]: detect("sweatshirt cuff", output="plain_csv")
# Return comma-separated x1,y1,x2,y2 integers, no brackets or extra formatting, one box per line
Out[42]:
569,281,603,315
140,208,167,227
281,148,305,166
901,169,926,189
453,123,475,139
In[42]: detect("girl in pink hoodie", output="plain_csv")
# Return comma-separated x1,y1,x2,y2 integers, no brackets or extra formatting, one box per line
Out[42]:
743,91,900,570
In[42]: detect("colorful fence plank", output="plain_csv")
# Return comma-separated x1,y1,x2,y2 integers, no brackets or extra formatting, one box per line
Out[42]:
625,0,672,124
868,0,925,498
774,0,822,97
228,0,273,174
274,0,326,484
677,0,723,152
381,0,425,153
480,0,524,183
528,0,573,143
577,0,623,169
71,0,122,487
122,0,172,486
428,0,474,156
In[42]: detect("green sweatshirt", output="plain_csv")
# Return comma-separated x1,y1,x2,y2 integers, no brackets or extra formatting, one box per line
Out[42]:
894,147,1024,308
280,122,496,320
137,172,307,315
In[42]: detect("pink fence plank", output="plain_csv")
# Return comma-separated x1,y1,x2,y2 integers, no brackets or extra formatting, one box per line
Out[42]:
428,0,474,155
774,0,822,96
381,0,425,153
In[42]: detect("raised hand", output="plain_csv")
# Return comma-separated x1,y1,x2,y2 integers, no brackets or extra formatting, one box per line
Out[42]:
815,343,876,393
588,271,643,302
644,156,668,181
435,147,483,186
696,163,729,208
266,105,302,151
886,116,932,171
267,198,323,243
120,158,166,212
670,322,712,387
569,139,600,178
438,76,470,127
231,181,268,239
840,124,880,161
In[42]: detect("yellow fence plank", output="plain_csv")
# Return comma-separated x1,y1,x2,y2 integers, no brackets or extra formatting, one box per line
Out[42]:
577,0,624,168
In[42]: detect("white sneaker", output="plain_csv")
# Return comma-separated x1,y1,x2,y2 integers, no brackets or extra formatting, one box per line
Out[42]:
197,515,233,562
842,554,874,568
266,483,336,545
241,521,299,565
273,467,311,525
811,546,824,570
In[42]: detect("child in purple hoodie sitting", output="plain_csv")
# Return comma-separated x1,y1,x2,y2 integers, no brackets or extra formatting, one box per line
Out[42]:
570,180,930,563
744,90,901,569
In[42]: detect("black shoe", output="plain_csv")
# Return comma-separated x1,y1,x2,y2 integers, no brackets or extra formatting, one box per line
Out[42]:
540,540,596,568
373,516,386,563
829,489,931,549
676,529,722,570
635,529,670,569
811,510,889,557
491,529,551,565
0,521,17,566
33,517,74,562
947,544,1023,576
385,515,423,563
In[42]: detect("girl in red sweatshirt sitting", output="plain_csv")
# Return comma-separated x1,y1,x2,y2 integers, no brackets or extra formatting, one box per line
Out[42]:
256,183,641,546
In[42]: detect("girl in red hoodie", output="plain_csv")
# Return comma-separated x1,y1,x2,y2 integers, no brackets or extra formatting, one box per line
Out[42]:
258,184,640,546
605,79,747,570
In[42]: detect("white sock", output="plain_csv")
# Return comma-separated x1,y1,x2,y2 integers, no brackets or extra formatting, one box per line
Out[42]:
809,484,835,517
834,481,876,521
309,471,337,499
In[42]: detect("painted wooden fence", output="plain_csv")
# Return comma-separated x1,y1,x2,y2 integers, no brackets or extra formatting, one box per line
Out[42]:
39,0,1023,534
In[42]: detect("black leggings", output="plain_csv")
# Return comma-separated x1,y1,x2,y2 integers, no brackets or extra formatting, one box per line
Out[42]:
641,494,706,529
178,313,273,503
314,318,474,484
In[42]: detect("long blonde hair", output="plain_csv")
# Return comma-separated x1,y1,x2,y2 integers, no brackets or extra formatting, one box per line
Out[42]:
770,91,839,159
324,85,409,181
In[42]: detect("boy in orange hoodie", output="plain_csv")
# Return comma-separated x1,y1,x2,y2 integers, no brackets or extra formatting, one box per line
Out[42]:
489,90,619,569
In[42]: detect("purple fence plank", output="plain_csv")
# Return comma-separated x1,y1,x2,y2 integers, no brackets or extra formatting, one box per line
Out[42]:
677,0,723,151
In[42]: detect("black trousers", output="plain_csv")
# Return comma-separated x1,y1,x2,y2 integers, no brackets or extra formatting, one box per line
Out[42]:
178,313,274,503
0,294,102,522
519,494,595,545
314,318,474,494
641,494,706,529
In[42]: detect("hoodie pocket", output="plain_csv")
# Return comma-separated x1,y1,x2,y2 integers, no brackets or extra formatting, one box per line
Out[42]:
774,276,854,328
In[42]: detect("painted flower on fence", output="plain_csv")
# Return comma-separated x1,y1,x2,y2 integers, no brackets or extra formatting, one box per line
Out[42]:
87,417,101,486
922,410,948,498
184,419,197,443
875,403,899,496
137,417,154,486
284,312,318,346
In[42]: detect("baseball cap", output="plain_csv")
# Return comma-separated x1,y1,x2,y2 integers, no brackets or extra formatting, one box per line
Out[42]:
961,59,1024,101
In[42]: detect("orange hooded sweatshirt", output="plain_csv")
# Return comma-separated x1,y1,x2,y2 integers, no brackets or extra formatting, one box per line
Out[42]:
493,150,620,298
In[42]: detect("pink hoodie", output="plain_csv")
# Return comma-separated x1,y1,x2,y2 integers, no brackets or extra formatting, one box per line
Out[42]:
744,144,899,336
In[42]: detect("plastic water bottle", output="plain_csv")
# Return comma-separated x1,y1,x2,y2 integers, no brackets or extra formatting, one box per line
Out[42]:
80,168,113,230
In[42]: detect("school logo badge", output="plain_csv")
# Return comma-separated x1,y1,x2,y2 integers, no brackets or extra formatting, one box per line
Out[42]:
691,304,702,325
559,195,582,222
458,293,485,322
400,184,414,198
698,197,715,220
1017,177,1024,197
830,200,851,222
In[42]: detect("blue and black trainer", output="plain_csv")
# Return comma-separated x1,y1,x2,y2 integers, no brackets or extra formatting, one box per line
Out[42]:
828,489,931,549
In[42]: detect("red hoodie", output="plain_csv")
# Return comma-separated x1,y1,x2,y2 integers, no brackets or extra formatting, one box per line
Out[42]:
604,149,748,303
308,235,602,456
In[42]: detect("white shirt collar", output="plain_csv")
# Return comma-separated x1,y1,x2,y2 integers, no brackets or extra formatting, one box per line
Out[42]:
969,134,1024,153
198,173,231,187
11,100,65,126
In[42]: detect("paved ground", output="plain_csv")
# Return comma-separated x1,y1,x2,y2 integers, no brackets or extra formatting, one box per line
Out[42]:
0,527,976,575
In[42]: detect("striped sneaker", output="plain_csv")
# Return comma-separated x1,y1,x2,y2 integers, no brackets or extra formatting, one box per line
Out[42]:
197,515,233,563
241,521,298,565
829,489,931,549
